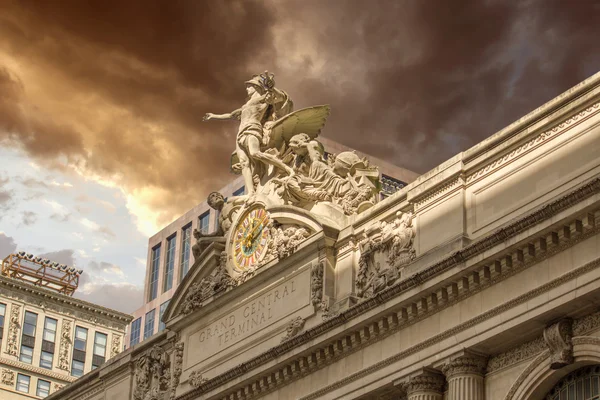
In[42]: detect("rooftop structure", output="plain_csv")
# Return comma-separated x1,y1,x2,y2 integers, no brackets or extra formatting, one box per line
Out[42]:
1,252,83,296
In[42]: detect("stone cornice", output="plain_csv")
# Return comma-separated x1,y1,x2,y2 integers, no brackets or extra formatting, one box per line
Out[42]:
0,275,132,326
466,102,600,185
0,356,76,383
176,178,600,400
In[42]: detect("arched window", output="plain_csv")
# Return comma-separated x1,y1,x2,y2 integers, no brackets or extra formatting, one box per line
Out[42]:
546,365,600,400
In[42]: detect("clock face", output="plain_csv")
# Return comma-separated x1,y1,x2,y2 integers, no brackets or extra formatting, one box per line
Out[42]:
232,207,271,271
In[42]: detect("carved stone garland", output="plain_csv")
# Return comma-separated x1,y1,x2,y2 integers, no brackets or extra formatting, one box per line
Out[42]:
5,304,21,356
57,320,72,371
543,318,574,369
169,342,184,400
357,211,416,298
267,222,311,260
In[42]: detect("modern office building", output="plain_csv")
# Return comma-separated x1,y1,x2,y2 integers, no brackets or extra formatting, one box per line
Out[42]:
126,137,420,348
0,252,132,399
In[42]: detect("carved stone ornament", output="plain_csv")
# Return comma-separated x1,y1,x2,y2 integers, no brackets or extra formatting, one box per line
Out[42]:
181,253,236,315
5,304,21,356
281,316,306,342
441,356,487,378
267,221,310,260
311,262,324,308
188,370,208,389
1,368,15,386
57,320,72,370
133,345,171,400
357,211,416,298
169,342,184,400
203,71,380,217
543,318,574,369
110,334,122,358
406,373,445,395
52,383,65,392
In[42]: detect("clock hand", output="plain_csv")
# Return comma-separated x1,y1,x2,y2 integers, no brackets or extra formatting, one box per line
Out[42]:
247,215,269,243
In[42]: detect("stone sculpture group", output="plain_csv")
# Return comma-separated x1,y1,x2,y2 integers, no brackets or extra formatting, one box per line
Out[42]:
203,71,380,215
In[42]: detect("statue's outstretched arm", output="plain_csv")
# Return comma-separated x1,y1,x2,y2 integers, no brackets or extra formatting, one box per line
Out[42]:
203,108,242,121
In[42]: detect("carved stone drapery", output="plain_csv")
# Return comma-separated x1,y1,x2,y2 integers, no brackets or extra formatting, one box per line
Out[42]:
543,318,574,369
311,263,324,309
1,368,15,386
57,320,72,370
133,345,170,400
169,342,184,400
281,316,306,342
110,335,122,358
5,304,21,356
357,211,415,298
189,370,208,389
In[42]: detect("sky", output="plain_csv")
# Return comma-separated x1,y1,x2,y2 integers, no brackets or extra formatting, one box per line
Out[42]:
1,0,600,313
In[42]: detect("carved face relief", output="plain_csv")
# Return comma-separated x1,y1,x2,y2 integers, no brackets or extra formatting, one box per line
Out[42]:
232,207,271,272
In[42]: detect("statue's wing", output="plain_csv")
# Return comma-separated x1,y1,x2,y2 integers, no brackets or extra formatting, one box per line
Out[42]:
268,105,331,145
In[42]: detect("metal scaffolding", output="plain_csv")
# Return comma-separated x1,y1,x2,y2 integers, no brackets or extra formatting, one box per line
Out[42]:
1,251,82,296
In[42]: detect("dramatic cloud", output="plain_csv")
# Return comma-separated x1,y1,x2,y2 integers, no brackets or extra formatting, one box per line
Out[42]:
75,271,142,313
0,232,17,259
88,260,125,277
38,249,76,266
21,210,37,226
1,0,599,233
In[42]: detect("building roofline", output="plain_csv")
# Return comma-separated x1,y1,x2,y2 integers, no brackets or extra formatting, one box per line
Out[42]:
0,274,133,324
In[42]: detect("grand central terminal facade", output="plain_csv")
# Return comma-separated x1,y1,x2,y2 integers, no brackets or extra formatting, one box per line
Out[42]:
49,71,600,400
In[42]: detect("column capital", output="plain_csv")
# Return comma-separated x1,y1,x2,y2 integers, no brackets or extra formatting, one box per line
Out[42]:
441,354,487,378
406,370,445,395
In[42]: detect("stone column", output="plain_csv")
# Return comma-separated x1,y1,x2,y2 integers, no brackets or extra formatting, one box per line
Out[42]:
442,355,487,400
406,371,445,400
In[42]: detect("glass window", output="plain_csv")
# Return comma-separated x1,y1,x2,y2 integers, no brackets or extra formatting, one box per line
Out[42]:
19,345,33,364
0,303,5,326
40,351,53,369
93,332,107,357
199,211,210,234
71,359,84,377
43,317,57,342
23,311,37,337
180,224,192,279
16,374,30,393
144,309,155,340
130,317,141,346
163,235,176,292
0,303,5,339
37,379,50,398
149,245,161,301
233,186,245,196
74,326,88,351
159,300,170,332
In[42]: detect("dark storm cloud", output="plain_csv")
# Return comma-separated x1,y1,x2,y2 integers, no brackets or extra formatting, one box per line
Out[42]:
0,0,599,229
